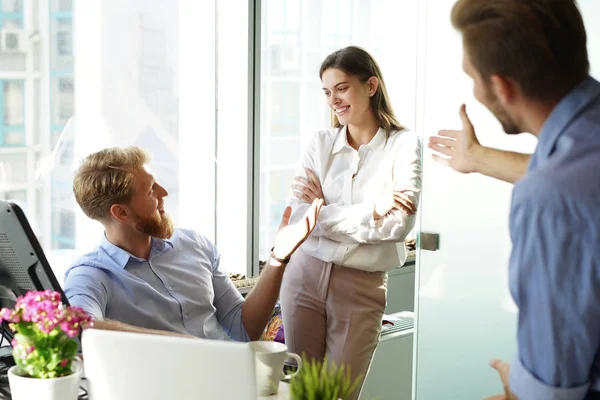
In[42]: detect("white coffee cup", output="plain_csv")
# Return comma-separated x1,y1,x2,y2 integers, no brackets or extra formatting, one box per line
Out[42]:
250,341,302,396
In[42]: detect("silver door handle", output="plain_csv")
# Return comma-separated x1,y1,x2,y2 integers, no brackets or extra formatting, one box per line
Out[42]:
419,232,439,251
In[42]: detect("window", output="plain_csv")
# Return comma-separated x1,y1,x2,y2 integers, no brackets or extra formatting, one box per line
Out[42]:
0,1,23,29
50,17,73,70
50,0,73,13
39,0,223,276
0,0,420,285
0,0,33,241
258,0,419,261
0,188,25,203
51,76,74,128
0,2,25,71
48,5,75,254
0,153,26,185
49,140,75,251
269,82,300,137
1,79,24,145
52,210,75,250
56,22,72,56
1,0,23,14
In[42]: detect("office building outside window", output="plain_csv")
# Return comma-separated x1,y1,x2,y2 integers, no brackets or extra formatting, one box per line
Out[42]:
49,0,74,250
0,0,31,224
0,0,75,255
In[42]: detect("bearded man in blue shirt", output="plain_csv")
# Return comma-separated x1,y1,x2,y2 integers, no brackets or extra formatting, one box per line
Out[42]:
64,146,323,343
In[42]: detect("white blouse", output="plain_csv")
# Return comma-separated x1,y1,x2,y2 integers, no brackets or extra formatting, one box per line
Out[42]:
287,126,422,272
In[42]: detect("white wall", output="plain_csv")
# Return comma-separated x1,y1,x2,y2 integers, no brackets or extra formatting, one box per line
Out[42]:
580,1,600,78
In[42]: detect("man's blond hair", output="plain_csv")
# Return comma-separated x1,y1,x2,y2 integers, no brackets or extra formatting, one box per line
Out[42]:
73,146,150,221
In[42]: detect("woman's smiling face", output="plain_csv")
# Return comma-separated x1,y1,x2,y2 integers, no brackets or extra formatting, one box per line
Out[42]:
321,67,374,126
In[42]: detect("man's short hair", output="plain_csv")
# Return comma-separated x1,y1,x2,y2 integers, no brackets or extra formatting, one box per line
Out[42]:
73,146,150,220
452,0,589,101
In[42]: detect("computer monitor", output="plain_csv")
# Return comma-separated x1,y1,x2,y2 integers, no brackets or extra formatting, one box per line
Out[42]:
0,200,68,342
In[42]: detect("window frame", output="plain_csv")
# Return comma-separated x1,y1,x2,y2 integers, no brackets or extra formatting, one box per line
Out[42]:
248,0,262,277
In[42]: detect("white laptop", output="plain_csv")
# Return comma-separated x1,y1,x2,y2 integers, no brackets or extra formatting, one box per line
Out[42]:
81,329,257,400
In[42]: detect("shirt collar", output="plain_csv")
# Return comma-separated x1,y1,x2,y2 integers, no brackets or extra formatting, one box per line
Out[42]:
332,126,352,154
530,76,600,171
99,233,173,269
331,126,387,154
366,127,386,152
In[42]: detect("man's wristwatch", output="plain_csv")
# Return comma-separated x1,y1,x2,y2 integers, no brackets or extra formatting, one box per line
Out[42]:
270,247,291,264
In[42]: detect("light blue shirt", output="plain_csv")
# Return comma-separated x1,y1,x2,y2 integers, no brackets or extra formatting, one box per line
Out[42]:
63,228,250,342
509,76,600,399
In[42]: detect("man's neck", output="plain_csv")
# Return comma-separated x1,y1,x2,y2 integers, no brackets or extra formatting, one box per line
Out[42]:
518,98,560,137
104,225,153,260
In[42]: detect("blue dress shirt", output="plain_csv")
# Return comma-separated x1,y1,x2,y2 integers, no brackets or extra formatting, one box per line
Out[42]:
63,228,250,342
509,76,600,399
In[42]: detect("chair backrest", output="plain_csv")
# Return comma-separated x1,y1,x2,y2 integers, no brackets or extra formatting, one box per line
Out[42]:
82,329,256,400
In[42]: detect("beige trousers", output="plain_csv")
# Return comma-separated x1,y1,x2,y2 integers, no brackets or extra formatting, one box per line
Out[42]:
280,248,387,400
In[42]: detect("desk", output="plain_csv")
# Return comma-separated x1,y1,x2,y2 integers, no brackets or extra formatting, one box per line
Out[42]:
0,380,291,399
259,382,290,399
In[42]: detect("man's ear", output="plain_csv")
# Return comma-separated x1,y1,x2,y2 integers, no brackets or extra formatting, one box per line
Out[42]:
489,74,516,106
367,76,379,97
109,204,130,223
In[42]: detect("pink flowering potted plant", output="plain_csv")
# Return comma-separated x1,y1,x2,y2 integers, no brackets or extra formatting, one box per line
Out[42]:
0,290,94,400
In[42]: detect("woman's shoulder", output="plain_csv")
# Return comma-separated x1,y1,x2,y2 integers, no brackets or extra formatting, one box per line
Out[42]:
386,129,421,158
304,126,343,147
389,127,416,137
314,126,342,141
388,128,420,145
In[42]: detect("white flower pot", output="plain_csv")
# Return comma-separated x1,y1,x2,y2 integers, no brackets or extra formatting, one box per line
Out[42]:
8,360,83,400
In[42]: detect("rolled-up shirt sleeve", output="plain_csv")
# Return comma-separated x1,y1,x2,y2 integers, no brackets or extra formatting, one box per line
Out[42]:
510,357,590,400
509,186,599,399
64,266,108,321
206,239,250,342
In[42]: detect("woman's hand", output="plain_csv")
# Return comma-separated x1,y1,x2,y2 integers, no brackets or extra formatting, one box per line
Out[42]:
373,184,420,220
292,168,326,204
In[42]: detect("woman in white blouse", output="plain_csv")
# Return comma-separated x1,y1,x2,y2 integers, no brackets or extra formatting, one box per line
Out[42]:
280,46,422,399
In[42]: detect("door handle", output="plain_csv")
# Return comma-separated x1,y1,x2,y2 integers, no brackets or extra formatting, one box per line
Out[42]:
418,232,439,251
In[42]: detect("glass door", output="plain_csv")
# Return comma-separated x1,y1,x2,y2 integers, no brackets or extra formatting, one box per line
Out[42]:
412,0,536,397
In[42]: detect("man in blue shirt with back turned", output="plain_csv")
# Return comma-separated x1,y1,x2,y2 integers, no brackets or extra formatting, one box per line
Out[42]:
430,0,600,399
64,146,323,342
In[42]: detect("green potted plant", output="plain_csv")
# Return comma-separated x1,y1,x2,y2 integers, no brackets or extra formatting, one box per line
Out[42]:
0,290,94,400
289,356,362,400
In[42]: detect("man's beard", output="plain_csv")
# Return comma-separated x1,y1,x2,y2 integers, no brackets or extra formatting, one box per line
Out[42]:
484,86,522,134
496,110,521,134
133,211,174,239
